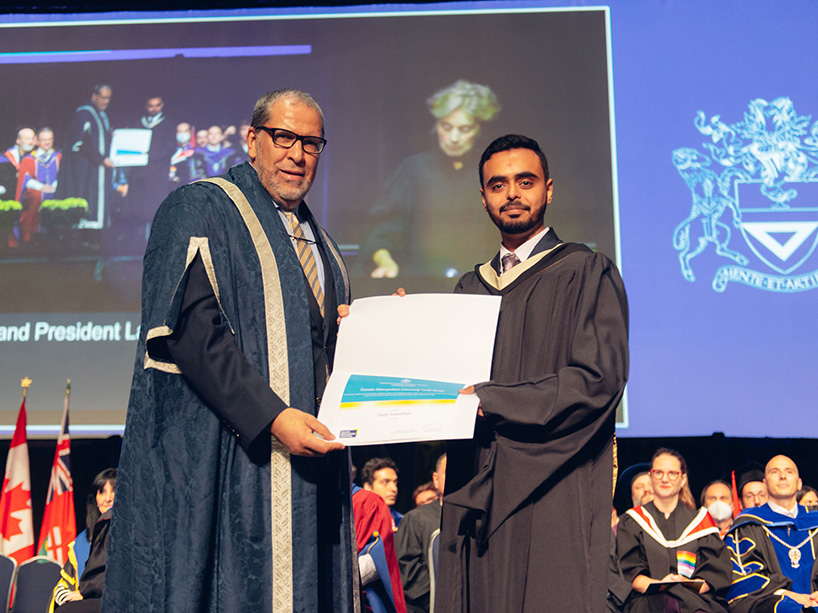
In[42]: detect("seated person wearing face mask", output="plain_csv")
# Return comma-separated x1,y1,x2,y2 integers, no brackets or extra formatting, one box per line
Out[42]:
700,481,734,538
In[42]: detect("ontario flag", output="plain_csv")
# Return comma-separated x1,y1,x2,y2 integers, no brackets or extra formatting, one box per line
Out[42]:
37,387,76,565
0,399,34,564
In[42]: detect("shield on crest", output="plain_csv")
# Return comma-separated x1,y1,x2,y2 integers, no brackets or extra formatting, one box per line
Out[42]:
735,180,818,275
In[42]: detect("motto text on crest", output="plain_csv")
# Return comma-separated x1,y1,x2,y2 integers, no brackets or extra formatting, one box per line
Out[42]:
672,97,818,292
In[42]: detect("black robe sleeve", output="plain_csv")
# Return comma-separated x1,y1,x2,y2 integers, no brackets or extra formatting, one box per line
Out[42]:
616,513,650,584
158,252,287,456
473,252,628,434
394,505,436,611
609,528,632,611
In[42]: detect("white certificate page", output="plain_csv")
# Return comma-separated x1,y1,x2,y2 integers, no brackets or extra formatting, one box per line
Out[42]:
318,293,501,445
110,128,152,167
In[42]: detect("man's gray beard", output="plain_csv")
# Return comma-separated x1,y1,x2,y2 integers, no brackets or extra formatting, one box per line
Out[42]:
254,160,312,208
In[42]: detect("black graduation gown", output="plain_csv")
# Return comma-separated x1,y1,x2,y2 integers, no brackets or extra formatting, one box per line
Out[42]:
616,502,732,613
360,147,495,278
436,230,629,613
394,501,442,613
124,113,177,226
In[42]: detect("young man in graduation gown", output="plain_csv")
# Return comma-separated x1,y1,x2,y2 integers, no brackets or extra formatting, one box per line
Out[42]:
725,455,818,612
394,453,446,613
436,134,629,612
103,89,359,612
118,96,176,253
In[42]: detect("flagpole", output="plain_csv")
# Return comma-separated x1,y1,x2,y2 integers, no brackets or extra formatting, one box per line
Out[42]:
2,377,35,564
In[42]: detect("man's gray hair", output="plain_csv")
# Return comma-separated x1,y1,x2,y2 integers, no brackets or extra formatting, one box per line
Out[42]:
250,89,325,136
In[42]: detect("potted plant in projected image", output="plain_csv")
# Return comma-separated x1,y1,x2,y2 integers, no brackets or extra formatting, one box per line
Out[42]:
0,199,22,252
39,197,88,252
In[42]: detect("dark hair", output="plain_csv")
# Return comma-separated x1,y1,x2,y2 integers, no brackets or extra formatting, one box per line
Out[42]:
85,468,117,540
797,485,818,504
478,134,549,187
651,448,696,510
360,457,398,486
93,84,112,95
699,479,731,507
412,481,437,505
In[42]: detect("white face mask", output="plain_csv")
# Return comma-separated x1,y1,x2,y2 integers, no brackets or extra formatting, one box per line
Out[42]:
707,500,733,522
176,132,191,145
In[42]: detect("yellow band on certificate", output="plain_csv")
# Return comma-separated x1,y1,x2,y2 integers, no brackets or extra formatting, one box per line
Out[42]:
340,398,457,410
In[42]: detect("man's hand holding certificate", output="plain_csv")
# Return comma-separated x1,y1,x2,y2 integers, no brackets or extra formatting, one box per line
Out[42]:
319,293,501,445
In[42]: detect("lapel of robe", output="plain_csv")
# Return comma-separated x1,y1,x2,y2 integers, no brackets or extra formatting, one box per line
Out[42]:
301,204,345,404
489,228,565,275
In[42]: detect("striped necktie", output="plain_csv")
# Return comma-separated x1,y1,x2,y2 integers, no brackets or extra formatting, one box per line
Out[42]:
285,211,325,318
502,252,521,273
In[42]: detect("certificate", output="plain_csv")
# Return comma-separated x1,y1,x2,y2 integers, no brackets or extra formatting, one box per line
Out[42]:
110,128,152,167
318,293,501,445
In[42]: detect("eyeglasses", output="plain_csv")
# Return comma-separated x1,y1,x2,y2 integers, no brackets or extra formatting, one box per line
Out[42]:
650,469,682,481
256,126,326,154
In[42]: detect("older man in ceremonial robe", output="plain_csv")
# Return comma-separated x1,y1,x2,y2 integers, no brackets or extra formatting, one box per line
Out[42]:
437,134,629,612
103,89,358,612
14,128,60,245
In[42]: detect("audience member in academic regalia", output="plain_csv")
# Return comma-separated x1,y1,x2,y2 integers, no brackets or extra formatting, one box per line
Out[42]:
699,480,734,538
616,448,732,613
49,469,116,612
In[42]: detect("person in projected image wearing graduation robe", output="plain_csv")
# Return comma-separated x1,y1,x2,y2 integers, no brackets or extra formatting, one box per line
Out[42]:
435,134,629,613
117,96,176,253
103,89,358,612
55,84,118,229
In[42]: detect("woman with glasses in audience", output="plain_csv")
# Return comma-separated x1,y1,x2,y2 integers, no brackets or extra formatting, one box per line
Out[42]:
616,448,732,613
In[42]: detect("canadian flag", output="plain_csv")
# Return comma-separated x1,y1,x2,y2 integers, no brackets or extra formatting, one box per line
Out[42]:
37,388,76,565
0,399,34,564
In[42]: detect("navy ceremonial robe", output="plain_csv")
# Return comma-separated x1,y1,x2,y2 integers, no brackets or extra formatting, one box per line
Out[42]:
103,163,357,612
55,102,112,228
437,230,629,613
725,503,818,613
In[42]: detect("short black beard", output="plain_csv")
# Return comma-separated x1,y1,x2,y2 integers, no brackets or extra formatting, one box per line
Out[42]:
487,200,545,234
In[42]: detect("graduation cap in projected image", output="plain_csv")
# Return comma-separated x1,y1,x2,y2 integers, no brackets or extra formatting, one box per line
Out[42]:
614,462,652,515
